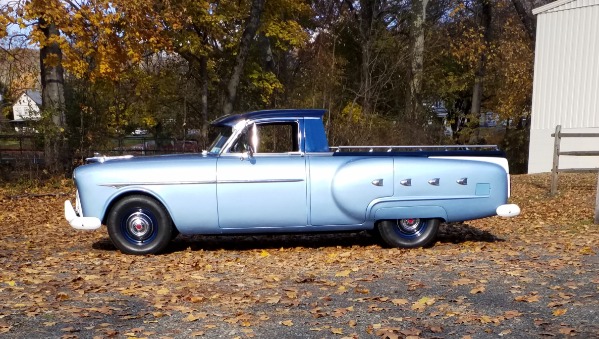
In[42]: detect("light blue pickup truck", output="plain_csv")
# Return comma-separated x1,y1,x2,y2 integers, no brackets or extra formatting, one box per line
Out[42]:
65,109,519,254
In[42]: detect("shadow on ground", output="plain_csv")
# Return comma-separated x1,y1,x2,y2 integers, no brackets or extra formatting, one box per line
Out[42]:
92,222,502,253
436,222,503,244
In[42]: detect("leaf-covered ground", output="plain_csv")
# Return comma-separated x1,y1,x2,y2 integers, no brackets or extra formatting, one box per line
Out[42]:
0,173,598,338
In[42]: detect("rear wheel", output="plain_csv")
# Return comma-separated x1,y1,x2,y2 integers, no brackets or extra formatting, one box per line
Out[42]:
377,218,440,248
107,195,173,255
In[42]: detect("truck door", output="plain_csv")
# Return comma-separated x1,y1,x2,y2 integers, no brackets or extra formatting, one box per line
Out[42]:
216,121,308,228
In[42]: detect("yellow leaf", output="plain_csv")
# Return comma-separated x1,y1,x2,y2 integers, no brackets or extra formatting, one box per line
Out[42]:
479,315,492,324
280,320,293,326
470,286,486,294
260,250,270,257
190,296,204,303
6,281,15,287
331,328,343,334
335,270,351,277
391,298,408,306
184,314,200,322
265,296,280,304
579,247,595,255
553,308,567,316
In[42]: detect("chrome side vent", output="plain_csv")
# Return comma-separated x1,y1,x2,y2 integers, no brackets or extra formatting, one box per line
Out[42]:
400,179,412,186
428,178,440,186
457,177,468,185
371,179,384,186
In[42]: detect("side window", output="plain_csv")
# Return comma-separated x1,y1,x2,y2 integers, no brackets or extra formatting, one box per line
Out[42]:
228,121,299,153
229,130,250,153
256,123,298,153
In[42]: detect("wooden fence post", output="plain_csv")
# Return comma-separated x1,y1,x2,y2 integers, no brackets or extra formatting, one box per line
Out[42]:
595,174,599,224
550,125,562,196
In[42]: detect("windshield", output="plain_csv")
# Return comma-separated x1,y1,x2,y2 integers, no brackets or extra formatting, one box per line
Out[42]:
207,126,233,154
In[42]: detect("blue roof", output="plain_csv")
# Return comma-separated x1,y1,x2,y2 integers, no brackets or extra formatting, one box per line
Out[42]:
211,109,326,127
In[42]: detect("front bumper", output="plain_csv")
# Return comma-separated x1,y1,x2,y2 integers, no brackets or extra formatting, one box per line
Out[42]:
64,200,102,230
496,204,520,217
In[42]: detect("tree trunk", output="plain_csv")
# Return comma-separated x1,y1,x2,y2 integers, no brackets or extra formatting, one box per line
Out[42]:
406,0,429,121
359,0,376,116
470,0,492,135
39,17,67,173
199,55,209,145
510,0,536,43
222,0,265,116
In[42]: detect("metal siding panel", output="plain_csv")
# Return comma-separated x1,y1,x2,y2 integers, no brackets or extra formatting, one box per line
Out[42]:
561,11,571,127
568,9,579,128
529,2,599,173
553,12,565,129
532,14,551,129
590,6,599,127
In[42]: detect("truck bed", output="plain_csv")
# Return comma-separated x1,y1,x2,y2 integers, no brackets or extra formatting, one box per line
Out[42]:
330,145,505,157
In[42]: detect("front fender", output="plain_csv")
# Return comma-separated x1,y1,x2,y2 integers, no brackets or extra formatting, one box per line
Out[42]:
101,187,173,225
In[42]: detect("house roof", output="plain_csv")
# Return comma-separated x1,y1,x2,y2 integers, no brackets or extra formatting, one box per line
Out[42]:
533,0,597,15
211,109,327,127
23,90,42,106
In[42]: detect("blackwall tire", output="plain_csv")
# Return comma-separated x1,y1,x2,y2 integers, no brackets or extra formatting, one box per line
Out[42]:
107,195,173,255
377,218,440,248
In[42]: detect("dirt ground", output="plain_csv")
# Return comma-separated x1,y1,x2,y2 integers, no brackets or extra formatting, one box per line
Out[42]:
0,173,598,338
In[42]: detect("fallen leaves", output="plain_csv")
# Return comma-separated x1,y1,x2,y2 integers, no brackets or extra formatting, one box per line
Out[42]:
470,286,486,294
335,269,351,277
552,308,567,316
280,320,293,326
411,296,436,311
0,173,598,337
515,294,541,303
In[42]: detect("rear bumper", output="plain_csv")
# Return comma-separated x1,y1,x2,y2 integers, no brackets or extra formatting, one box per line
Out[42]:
64,200,102,230
496,204,520,217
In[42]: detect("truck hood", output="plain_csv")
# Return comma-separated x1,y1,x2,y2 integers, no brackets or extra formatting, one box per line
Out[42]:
74,153,217,188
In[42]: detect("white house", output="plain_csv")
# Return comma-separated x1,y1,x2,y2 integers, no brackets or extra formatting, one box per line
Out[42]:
12,90,42,132
528,0,599,173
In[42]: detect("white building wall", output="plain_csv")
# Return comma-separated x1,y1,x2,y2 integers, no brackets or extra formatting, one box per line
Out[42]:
528,0,599,173
13,93,41,121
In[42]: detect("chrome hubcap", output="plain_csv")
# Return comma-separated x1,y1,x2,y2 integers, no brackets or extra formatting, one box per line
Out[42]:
398,218,421,233
126,211,154,241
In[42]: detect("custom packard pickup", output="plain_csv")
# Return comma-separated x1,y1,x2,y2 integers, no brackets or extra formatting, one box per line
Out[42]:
65,109,520,254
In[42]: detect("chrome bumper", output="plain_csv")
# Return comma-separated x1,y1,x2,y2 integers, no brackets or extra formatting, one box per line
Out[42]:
496,204,520,217
64,200,102,230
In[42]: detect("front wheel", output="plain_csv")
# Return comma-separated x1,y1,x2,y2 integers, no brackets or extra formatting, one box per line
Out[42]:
377,218,440,248
107,195,173,255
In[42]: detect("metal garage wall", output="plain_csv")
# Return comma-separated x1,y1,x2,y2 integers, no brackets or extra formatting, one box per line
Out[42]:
528,0,599,173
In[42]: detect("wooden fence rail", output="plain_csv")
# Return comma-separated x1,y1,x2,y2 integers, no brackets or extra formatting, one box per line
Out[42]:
551,125,599,196
550,125,599,224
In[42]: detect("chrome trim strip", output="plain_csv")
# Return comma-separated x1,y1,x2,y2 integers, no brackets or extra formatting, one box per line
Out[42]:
100,180,216,189
219,179,304,184
100,178,304,188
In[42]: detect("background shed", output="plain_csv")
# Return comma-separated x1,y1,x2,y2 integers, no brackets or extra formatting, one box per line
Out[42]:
528,0,599,173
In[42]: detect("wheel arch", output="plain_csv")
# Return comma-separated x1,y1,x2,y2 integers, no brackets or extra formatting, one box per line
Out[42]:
370,205,448,223
101,189,175,228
